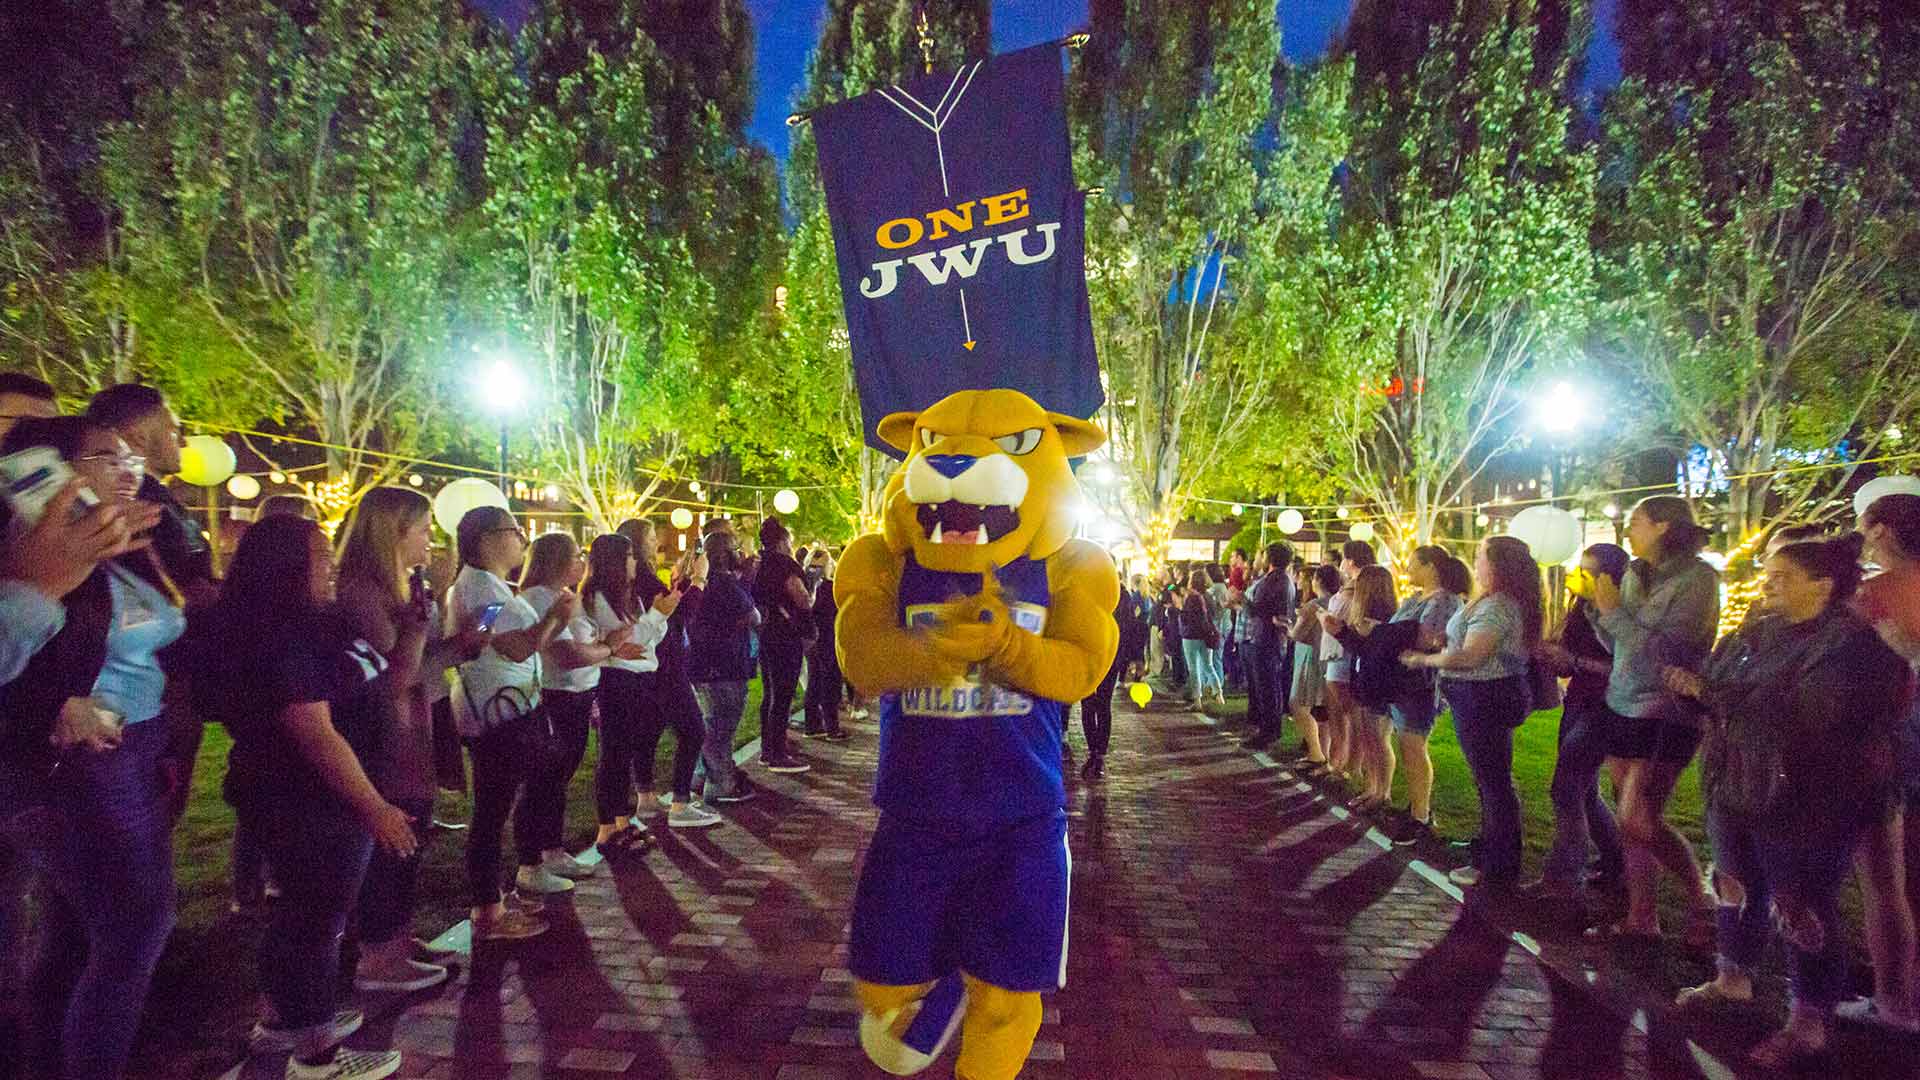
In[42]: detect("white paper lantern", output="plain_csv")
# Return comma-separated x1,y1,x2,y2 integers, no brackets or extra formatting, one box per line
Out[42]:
177,435,237,487
1350,521,1375,542
225,474,261,500
773,489,800,515
669,507,695,530
432,477,511,537
1276,508,1306,534
1508,504,1583,564
1854,474,1920,519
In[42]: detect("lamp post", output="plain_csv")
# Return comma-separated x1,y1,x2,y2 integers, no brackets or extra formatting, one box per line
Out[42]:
477,356,527,496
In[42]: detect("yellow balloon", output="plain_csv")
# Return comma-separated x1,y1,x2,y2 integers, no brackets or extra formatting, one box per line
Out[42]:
1127,681,1152,707
177,435,237,487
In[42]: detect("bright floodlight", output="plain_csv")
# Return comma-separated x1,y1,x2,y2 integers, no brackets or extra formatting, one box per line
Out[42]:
1532,380,1589,434
478,357,527,415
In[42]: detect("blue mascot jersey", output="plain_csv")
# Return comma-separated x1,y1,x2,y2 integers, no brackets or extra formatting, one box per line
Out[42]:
873,554,1065,827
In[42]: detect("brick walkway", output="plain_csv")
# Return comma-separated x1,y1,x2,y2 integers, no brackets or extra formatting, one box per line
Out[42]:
249,703,1743,1079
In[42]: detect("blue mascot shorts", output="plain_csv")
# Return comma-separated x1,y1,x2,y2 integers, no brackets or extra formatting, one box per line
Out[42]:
850,808,1070,993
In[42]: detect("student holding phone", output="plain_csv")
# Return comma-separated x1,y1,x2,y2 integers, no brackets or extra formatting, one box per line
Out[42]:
0,417,184,1080
447,506,578,942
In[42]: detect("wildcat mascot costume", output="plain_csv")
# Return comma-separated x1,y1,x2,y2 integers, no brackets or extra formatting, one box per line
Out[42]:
835,388,1119,1080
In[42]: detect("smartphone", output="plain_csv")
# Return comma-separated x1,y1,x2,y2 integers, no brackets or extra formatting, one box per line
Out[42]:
474,601,505,633
408,566,431,617
0,448,98,534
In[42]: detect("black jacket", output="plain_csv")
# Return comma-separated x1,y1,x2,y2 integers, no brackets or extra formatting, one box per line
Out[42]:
140,474,214,589
1333,619,1426,713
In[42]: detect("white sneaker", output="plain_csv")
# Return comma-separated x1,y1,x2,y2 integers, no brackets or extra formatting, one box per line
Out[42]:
1447,866,1483,887
514,865,576,894
286,1049,403,1080
250,1008,363,1055
1835,997,1920,1034
667,804,723,829
541,851,599,880
353,957,450,994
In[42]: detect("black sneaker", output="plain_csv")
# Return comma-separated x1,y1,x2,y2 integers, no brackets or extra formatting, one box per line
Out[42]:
708,780,758,804
822,729,851,743
1079,754,1105,781
1387,815,1435,847
763,755,812,774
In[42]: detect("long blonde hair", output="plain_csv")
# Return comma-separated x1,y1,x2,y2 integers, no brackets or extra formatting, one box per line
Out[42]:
336,486,431,606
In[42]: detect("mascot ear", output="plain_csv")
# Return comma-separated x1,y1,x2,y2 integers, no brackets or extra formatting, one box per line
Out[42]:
876,411,921,455
1046,412,1106,458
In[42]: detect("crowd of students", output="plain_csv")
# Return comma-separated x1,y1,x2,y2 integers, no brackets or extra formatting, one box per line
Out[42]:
0,375,856,1080
2,368,1918,1075
1139,493,1920,1069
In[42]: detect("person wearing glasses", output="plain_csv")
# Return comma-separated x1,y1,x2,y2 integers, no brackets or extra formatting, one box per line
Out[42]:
447,506,577,941
84,384,214,607
0,417,183,1080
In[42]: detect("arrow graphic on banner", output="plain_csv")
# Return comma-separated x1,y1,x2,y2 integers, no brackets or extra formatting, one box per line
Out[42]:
960,289,976,350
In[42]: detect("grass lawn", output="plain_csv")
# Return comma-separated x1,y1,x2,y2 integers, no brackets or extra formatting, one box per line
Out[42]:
134,680,768,1080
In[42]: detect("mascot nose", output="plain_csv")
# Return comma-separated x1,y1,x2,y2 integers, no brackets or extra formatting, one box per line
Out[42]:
924,454,976,479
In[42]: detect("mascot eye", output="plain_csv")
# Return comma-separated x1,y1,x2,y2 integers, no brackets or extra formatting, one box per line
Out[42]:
920,428,940,449
993,428,1044,456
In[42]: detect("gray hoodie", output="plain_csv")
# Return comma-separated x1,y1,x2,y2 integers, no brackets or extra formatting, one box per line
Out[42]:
1597,555,1721,720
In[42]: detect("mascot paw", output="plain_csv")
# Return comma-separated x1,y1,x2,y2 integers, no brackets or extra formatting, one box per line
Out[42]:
859,972,968,1076
922,591,1012,665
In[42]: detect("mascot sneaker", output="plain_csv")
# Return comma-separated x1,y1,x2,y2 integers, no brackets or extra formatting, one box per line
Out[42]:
859,972,967,1076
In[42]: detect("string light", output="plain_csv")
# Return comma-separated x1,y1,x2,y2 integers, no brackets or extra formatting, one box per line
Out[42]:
1715,530,1768,640
305,475,354,537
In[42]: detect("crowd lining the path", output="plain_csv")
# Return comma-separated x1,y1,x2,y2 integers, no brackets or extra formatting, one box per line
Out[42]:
0,370,1916,1077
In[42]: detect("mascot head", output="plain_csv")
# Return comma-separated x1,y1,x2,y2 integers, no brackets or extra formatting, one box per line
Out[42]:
875,389,1105,573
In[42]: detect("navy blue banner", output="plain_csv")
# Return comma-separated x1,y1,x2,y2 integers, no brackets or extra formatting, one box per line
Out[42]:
810,43,1102,455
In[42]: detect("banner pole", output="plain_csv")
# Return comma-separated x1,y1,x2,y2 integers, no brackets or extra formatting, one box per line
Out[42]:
785,31,1093,127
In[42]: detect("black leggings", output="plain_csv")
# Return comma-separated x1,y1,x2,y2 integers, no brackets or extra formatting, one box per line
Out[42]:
595,669,650,823
758,640,805,759
529,689,592,847
631,673,705,803
804,649,844,734
1081,661,1122,757
465,715,539,907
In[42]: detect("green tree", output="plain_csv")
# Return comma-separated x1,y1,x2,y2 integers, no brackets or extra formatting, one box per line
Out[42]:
1070,0,1303,564
106,0,477,523
1305,0,1596,561
1599,0,1920,539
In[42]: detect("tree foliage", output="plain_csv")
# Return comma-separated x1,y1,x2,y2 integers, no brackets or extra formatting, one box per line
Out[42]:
1598,0,1920,539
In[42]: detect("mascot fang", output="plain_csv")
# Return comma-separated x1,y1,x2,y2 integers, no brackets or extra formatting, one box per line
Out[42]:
835,389,1120,1080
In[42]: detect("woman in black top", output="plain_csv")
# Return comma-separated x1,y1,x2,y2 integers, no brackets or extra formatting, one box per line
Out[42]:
191,515,413,1080
617,519,719,829
802,549,848,740
1670,535,1909,1068
1530,543,1629,898
751,516,813,773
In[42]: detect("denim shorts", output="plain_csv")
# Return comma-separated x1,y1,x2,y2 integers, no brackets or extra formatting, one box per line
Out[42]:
1389,694,1438,737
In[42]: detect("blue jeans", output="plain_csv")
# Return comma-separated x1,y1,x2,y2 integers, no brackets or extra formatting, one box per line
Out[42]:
1706,805,1863,1010
20,717,177,1080
248,802,373,1051
694,680,748,797
1542,700,1624,887
1442,676,1528,880
1182,639,1220,700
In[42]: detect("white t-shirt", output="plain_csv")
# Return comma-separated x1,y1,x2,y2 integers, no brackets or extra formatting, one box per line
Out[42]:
1319,590,1351,659
522,584,599,693
589,592,669,675
449,565,542,735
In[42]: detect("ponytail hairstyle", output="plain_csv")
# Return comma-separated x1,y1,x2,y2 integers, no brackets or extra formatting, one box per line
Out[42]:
336,485,431,606
1631,495,1712,570
1478,535,1545,647
1350,564,1398,622
1862,493,1920,562
581,533,637,621
1435,555,1473,598
1775,533,1869,607
521,532,580,592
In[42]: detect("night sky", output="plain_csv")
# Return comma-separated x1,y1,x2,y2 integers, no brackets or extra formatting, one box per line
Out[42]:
474,0,1623,165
